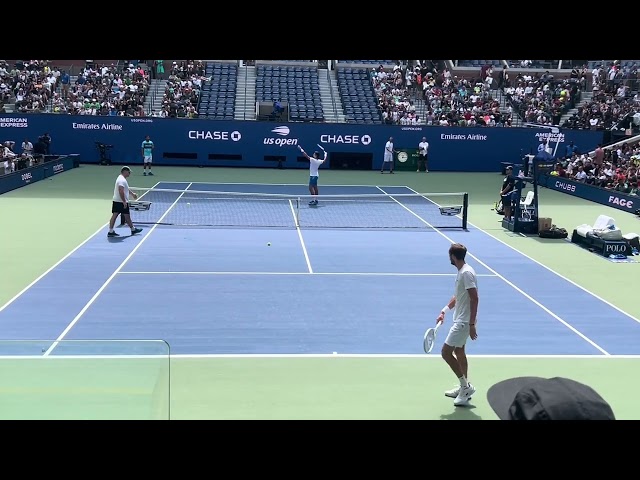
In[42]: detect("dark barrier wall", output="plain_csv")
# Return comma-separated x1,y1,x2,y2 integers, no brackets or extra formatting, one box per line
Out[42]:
0,115,604,172
538,174,637,213
0,155,78,194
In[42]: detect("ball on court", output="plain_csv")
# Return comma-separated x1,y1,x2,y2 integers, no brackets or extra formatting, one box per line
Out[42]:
187,202,190,206
267,242,271,246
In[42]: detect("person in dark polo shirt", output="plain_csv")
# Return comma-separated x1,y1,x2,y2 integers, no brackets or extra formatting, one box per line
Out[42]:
499,166,516,221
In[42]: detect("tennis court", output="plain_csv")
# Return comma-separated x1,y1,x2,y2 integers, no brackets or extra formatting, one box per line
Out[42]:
1,166,639,419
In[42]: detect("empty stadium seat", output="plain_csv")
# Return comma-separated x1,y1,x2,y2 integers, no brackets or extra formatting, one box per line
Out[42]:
255,65,324,122
198,62,238,120
336,68,383,124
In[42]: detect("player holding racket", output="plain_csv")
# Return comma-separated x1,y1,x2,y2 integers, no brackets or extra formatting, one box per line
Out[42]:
108,166,143,238
436,243,479,406
298,144,327,205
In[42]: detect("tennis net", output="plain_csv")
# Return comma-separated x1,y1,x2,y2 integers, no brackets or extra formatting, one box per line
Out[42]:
128,188,469,230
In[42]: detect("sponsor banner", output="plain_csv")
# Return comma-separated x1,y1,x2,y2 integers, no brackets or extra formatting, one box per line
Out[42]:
0,114,604,171
0,117,28,128
539,174,636,213
0,156,77,195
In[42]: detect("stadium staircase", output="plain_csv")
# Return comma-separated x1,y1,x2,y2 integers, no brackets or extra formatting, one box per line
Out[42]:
318,68,345,123
234,65,256,120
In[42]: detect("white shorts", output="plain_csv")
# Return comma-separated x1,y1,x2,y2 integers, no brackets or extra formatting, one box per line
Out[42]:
444,322,470,348
383,155,393,163
144,155,152,164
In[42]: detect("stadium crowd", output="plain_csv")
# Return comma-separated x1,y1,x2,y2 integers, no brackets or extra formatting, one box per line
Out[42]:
2,59,640,183
546,139,639,195
371,61,514,127
149,60,209,119
560,62,640,131
0,60,151,116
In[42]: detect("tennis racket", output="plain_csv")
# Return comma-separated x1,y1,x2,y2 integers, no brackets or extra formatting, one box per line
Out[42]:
317,144,325,151
423,322,442,354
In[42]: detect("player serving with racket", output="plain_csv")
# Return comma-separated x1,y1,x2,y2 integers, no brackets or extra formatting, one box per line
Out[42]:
298,144,327,206
435,243,479,406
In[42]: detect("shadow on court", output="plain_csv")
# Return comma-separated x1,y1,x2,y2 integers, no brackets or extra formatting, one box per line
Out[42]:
439,404,484,420
107,233,141,243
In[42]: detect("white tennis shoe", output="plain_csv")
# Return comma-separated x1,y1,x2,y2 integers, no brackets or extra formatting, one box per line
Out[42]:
453,384,476,406
444,386,460,398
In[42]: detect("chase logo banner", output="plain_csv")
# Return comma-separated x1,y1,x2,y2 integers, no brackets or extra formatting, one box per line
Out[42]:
0,114,605,171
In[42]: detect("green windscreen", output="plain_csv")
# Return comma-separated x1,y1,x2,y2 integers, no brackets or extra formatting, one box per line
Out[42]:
0,340,170,420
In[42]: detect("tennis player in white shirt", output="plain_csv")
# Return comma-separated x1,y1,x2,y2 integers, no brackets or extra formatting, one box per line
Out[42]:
108,166,143,238
436,243,479,406
298,145,327,206
418,137,429,172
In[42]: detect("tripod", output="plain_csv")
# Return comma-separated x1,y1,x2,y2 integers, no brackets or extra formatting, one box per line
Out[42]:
96,142,113,165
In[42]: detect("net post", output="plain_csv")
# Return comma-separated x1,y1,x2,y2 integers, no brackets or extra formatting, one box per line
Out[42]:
462,193,469,230
296,197,300,227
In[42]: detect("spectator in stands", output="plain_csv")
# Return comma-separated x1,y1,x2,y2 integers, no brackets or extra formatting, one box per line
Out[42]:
271,99,284,119
593,144,605,168
59,70,70,99
498,66,509,89
21,138,33,156
155,60,165,79
573,165,587,182
565,141,578,159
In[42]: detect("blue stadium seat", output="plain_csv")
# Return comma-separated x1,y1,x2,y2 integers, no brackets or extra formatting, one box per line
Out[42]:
336,67,382,124
255,65,325,122
198,62,238,119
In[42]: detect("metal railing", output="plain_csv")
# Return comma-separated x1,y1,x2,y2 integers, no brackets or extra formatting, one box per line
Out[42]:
325,67,338,122
146,79,164,116
242,62,249,121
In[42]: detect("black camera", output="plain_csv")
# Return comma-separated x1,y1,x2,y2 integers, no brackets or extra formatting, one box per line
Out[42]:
95,142,113,165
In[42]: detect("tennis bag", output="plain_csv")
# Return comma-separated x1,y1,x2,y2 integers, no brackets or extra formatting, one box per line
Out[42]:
539,225,568,239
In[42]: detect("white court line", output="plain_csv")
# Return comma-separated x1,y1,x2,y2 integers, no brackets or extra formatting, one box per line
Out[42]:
118,271,499,277
42,182,193,356
154,181,396,188
4,353,638,360
0,181,162,314
376,186,610,355
289,199,313,273
404,185,640,327
167,353,638,359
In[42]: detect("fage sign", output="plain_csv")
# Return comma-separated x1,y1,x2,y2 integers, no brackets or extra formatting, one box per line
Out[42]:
608,195,634,210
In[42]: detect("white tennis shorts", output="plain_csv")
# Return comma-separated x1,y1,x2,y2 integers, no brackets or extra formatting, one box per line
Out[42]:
444,322,470,348
144,155,153,164
383,154,393,163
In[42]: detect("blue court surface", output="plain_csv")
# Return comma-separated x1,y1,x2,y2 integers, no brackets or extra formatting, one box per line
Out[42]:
1,181,640,358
